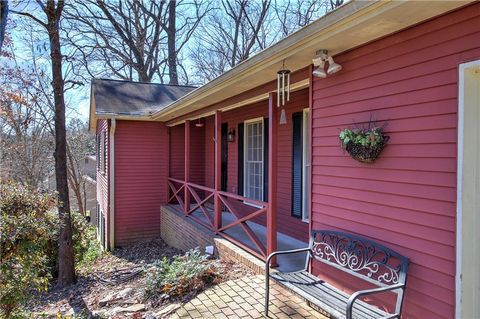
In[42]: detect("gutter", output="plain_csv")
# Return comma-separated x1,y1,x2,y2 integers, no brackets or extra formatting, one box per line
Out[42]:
108,118,116,251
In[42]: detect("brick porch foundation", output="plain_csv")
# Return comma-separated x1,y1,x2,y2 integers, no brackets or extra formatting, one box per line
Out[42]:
160,205,265,274
160,205,216,253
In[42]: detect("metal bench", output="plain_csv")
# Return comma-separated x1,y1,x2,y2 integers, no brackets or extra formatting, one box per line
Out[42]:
265,230,409,319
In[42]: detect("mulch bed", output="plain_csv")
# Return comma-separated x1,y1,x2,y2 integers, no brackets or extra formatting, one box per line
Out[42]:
27,238,252,318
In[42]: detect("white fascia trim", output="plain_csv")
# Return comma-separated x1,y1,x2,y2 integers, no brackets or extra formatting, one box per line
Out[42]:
109,118,116,251
455,59,480,319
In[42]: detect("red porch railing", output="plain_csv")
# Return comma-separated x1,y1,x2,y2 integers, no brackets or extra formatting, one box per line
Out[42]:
167,93,278,263
167,177,269,259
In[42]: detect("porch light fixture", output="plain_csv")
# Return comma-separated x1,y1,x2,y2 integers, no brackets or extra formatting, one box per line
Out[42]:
312,49,342,78
227,128,235,142
277,60,291,107
195,118,204,128
327,56,342,74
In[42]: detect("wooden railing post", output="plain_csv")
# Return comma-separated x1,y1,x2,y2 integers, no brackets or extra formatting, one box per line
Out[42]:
214,111,222,231
184,120,190,215
267,93,278,266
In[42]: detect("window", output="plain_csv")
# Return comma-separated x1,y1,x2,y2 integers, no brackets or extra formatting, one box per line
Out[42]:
98,129,107,174
244,118,264,202
292,109,310,222
96,134,100,170
102,130,107,174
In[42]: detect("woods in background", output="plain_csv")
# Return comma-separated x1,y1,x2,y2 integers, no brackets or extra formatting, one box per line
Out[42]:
0,0,343,290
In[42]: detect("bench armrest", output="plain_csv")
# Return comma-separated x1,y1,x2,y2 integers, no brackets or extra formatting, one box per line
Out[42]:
346,283,405,319
266,247,311,274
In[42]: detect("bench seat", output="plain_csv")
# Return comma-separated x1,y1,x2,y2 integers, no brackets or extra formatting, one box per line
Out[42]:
265,230,409,319
272,270,391,319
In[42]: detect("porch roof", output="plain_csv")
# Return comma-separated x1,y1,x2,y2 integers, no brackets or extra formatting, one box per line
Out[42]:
89,0,471,130
151,0,470,124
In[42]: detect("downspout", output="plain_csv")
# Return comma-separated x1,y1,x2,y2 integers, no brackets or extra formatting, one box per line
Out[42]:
109,118,116,251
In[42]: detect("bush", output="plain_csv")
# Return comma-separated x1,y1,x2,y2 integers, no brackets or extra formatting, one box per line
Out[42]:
145,248,219,301
0,182,58,318
70,210,102,270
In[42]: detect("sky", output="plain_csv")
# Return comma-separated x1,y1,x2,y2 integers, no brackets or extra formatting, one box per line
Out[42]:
2,2,90,122
2,0,339,122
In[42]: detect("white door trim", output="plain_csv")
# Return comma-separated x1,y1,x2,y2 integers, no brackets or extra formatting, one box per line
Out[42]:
302,108,310,223
456,59,480,319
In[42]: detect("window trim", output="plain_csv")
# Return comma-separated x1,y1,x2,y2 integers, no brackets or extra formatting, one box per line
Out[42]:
243,117,265,206
302,108,310,223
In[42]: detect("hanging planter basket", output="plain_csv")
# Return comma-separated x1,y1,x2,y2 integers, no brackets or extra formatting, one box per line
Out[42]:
339,126,389,164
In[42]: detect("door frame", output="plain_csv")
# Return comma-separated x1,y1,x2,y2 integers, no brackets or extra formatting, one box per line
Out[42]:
456,59,480,319
302,108,311,223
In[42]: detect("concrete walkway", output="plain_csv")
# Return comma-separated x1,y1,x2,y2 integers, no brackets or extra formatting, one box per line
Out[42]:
171,275,328,319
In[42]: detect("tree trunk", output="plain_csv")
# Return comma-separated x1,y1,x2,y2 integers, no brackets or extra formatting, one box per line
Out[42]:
46,0,75,287
167,0,178,85
0,1,7,52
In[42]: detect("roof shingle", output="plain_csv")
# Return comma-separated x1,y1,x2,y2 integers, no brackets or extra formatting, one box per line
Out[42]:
92,79,196,116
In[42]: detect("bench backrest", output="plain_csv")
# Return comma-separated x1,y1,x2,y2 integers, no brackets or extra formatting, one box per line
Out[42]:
310,230,409,288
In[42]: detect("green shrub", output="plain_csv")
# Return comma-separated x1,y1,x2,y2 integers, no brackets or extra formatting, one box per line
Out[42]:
145,248,219,300
70,210,103,270
0,182,58,318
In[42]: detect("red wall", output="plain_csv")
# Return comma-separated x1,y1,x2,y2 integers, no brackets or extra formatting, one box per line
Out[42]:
114,120,168,246
96,119,110,247
169,124,185,180
311,4,480,318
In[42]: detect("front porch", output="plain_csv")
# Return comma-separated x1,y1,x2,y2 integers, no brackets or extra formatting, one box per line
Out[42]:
165,77,312,267
166,200,308,272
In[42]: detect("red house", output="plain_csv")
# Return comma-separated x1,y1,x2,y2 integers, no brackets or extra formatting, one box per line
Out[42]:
89,1,480,318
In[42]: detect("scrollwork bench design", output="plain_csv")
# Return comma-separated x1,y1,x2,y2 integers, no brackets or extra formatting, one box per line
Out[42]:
265,230,409,319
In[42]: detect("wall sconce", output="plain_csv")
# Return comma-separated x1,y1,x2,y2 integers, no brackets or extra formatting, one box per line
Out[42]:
227,129,235,142
195,118,204,127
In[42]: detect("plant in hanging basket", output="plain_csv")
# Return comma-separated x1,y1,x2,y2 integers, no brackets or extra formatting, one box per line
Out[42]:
339,126,389,163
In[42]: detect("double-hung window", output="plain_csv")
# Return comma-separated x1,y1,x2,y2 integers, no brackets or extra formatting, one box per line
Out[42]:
244,118,264,202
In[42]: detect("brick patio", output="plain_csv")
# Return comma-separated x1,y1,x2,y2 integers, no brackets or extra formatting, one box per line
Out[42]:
171,275,328,319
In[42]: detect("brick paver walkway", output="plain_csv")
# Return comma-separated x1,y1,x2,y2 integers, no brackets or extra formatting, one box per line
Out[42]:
171,275,328,318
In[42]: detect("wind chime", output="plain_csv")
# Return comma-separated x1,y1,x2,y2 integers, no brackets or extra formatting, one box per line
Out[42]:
277,60,290,125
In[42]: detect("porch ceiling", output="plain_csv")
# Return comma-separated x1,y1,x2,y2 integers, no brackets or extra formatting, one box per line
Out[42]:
152,0,471,124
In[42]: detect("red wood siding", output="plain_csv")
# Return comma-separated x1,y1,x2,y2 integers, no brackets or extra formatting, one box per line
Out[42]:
169,124,185,180
189,121,206,185
115,120,168,246
311,4,480,318
96,119,110,246
204,116,215,189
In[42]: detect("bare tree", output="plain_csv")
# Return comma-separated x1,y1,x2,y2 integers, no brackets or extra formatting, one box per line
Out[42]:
12,0,76,287
190,0,272,82
0,60,54,187
64,0,210,84
0,0,7,52
273,0,337,37
66,119,95,217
